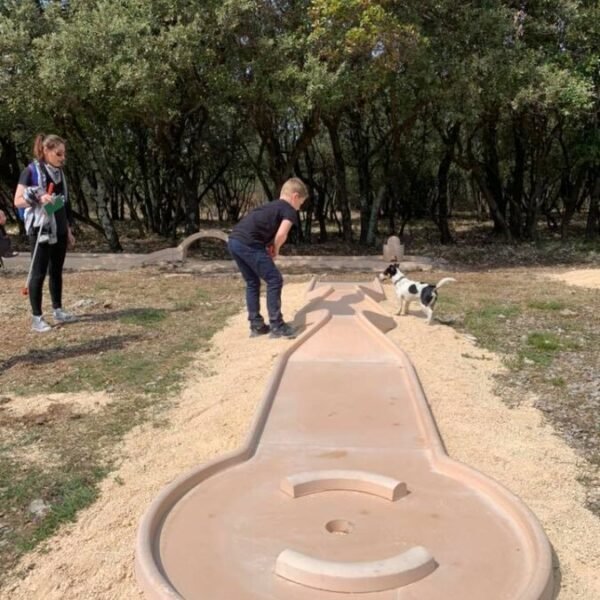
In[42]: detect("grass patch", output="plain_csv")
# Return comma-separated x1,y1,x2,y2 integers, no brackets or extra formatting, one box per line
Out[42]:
462,304,521,351
438,270,599,513
0,269,242,583
17,471,106,553
519,331,562,366
527,300,565,311
118,308,167,327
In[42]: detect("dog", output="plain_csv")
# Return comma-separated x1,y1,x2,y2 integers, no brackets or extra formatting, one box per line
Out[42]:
380,263,456,324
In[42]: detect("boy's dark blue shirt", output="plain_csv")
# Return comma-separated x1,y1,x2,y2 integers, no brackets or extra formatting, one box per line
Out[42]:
229,199,298,247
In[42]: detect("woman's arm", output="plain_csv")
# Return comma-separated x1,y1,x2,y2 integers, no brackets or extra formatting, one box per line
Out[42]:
14,183,28,209
14,183,52,209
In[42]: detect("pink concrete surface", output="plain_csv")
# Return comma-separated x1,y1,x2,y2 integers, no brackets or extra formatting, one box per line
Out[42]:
135,278,554,599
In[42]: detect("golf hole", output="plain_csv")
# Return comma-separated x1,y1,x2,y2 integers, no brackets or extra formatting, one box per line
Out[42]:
325,519,354,535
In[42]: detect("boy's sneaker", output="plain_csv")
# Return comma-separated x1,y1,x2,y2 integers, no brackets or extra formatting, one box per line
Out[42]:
32,316,51,333
250,323,270,337
269,323,297,339
53,308,76,323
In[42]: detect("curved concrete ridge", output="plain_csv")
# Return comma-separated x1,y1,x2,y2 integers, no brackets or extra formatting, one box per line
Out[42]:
176,229,229,260
2,251,436,273
275,546,437,593
0,230,439,273
281,470,408,501
135,278,554,600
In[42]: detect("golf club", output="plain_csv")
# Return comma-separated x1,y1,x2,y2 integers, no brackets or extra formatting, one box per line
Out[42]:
21,182,54,296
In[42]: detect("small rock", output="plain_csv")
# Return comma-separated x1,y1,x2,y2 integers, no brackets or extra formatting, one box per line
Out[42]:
559,309,577,316
28,499,50,520
72,298,96,308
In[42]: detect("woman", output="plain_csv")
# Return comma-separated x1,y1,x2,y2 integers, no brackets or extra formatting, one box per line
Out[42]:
14,134,76,332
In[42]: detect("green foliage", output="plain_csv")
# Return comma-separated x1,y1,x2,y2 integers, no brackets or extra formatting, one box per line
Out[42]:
0,0,597,243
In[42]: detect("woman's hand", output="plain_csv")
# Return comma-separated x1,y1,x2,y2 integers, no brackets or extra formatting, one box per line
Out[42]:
40,193,54,205
67,228,76,249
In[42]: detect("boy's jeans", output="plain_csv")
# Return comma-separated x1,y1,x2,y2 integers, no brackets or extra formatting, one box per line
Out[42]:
227,238,284,328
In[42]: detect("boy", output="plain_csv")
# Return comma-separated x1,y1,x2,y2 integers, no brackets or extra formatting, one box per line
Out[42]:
228,178,308,338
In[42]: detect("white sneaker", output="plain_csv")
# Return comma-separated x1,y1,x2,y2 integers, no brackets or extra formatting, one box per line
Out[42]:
32,316,52,333
53,308,76,323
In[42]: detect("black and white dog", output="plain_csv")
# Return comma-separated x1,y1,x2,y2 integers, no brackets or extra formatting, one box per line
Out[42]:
380,263,456,324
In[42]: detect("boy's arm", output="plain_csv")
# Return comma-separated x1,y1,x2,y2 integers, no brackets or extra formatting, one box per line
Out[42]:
272,219,294,258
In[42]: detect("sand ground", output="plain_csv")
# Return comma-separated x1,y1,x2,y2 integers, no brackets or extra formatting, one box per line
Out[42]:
2,268,599,600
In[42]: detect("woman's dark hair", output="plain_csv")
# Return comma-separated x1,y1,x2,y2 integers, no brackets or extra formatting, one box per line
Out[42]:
33,134,66,161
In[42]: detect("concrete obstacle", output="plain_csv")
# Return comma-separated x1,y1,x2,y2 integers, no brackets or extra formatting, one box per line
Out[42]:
135,278,554,599
383,235,404,262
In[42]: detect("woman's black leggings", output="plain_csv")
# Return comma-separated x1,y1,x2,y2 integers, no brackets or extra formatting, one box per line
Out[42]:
28,233,68,316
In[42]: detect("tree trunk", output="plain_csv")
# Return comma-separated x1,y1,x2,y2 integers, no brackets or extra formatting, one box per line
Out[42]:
348,111,373,245
585,171,600,239
525,179,545,240
324,117,353,242
183,185,200,236
560,167,587,239
510,114,525,240
472,165,511,240
88,169,122,251
483,114,507,235
98,199,122,251
435,123,460,245
366,184,387,246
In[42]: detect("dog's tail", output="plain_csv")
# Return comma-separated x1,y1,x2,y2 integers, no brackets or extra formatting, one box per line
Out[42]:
435,277,456,289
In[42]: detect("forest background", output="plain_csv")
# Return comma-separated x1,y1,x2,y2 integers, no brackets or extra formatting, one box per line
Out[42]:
0,0,598,252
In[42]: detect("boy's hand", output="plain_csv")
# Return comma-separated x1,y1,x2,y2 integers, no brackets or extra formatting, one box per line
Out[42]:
267,244,276,258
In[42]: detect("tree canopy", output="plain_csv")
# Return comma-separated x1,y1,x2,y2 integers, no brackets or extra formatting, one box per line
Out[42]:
0,0,598,249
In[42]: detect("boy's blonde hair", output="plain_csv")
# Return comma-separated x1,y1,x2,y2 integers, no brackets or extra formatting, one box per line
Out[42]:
281,177,308,200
